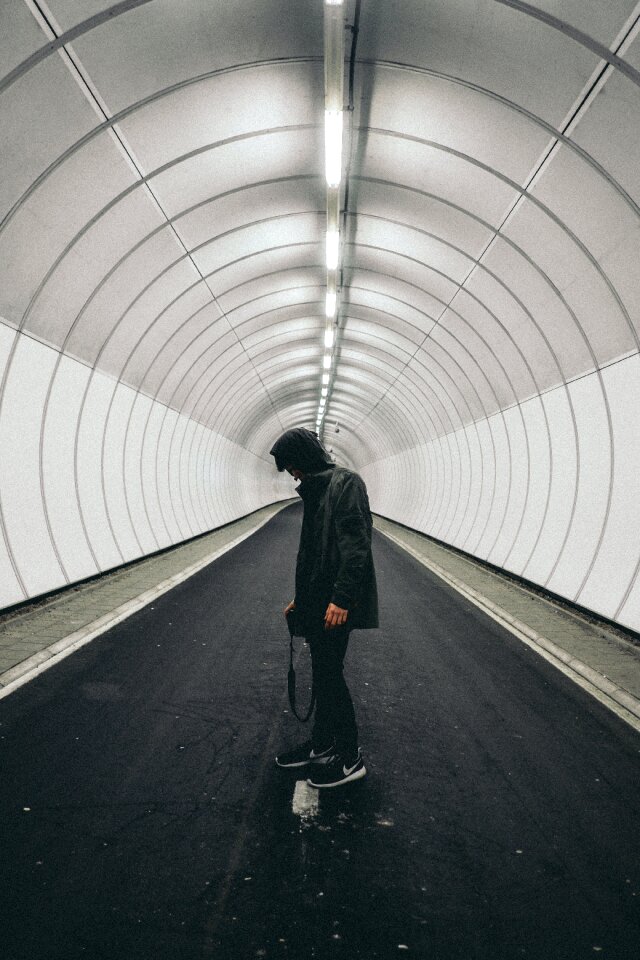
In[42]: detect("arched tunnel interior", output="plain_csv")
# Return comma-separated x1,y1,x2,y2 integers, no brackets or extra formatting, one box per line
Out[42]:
1,2,640,959
2,0,640,629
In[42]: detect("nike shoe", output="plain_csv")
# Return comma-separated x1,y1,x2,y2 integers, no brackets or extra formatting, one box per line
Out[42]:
306,749,367,788
275,740,335,769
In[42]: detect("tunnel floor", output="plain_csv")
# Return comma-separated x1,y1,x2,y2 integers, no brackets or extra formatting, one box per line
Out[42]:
0,503,639,960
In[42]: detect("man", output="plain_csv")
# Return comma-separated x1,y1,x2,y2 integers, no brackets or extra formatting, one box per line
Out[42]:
269,427,378,788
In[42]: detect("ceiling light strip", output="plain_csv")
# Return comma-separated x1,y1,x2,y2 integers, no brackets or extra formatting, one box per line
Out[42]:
319,0,345,435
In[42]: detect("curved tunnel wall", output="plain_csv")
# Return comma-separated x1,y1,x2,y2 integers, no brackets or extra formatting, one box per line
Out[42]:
360,353,640,629
0,323,291,607
1,1,639,631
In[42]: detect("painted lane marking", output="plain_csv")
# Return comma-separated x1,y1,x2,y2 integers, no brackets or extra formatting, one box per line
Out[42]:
292,779,319,819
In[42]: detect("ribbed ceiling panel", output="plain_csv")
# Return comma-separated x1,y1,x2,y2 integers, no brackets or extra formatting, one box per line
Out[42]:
0,0,638,630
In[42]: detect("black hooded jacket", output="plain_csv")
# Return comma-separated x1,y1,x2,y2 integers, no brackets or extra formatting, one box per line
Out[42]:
270,429,379,634
269,427,334,474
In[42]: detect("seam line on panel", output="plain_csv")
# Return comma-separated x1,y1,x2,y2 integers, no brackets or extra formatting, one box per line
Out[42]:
356,58,640,221
7,1,640,96
21,173,320,336
349,132,621,593
493,0,640,89
484,1,634,590
4,56,637,242
0,326,30,600
27,6,288,435
342,188,580,568
357,348,639,474
463,2,640,296
22,0,289,577
6,0,153,95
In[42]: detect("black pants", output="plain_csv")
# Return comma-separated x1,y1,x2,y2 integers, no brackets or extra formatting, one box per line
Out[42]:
307,624,358,758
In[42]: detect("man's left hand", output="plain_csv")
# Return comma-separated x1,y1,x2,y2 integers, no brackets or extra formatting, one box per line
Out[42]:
324,602,348,630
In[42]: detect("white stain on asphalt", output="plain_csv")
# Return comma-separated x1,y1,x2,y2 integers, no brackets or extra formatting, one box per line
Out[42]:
292,779,319,819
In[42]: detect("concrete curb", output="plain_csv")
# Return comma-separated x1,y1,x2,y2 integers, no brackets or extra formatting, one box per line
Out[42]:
378,527,640,736
0,504,289,702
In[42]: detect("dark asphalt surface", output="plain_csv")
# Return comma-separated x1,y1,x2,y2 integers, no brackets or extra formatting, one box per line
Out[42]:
1,502,639,960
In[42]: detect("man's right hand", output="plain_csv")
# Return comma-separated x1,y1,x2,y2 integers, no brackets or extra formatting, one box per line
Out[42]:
284,600,296,616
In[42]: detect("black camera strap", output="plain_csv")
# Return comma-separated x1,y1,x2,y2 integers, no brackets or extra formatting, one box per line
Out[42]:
287,619,316,723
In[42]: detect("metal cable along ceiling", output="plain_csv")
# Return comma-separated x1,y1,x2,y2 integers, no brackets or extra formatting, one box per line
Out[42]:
0,0,639,631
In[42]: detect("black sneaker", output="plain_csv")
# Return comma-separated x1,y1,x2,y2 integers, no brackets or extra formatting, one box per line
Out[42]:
275,740,335,769
306,748,367,788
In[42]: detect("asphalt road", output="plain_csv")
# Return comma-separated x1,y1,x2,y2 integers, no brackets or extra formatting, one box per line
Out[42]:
0,502,639,960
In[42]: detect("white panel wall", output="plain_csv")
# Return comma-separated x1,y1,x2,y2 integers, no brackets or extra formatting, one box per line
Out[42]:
362,353,640,633
123,391,161,556
0,335,66,598
0,323,291,611
42,354,98,582
1,0,638,640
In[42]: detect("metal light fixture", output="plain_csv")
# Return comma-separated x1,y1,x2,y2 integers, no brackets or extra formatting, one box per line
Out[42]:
325,109,343,187
320,0,345,437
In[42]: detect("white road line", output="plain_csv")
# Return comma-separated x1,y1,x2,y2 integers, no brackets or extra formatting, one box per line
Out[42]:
0,503,292,701
292,779,319,819
377,527,640,736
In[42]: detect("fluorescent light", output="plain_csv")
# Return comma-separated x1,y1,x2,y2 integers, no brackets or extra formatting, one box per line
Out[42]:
325,0,343,5
326,291,336,318
321,387,328,397
325,327,334,348
326,230,339,270
323,355,331,370
322,373,330,385
325,110,343,187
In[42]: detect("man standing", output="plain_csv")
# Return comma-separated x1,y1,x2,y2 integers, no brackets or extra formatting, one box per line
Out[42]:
269,427,378,788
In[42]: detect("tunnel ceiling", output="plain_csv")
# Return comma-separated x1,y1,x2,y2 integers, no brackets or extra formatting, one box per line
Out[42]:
2,0,640,626
2,0,638,469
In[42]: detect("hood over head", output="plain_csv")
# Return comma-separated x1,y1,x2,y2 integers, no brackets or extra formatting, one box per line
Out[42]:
269,427,333,474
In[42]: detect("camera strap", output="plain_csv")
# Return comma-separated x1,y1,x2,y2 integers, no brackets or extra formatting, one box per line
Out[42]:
287,621,316,723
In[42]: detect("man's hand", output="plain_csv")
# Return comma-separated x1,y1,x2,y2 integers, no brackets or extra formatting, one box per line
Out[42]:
284,600,296,617
324,602,348,630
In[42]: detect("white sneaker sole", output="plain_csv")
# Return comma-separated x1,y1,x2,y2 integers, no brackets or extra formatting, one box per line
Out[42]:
275,753,333,769
307,765,367,788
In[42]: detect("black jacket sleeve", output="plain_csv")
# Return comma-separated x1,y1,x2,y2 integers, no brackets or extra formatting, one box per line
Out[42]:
330,474,372,610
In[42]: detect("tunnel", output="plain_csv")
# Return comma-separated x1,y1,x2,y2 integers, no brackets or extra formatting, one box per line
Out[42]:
1,1,640,958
